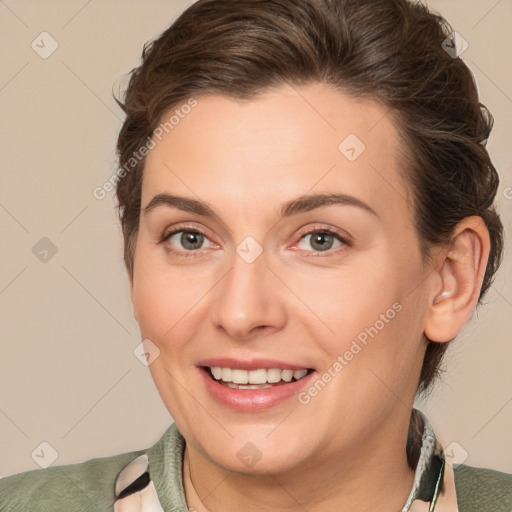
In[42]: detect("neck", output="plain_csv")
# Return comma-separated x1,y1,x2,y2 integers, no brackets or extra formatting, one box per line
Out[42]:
183,407,416,512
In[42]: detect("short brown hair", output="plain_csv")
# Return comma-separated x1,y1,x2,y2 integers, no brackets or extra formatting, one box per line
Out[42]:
114,0,503,395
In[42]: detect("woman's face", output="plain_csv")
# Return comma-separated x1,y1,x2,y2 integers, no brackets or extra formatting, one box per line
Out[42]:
131,82,433,474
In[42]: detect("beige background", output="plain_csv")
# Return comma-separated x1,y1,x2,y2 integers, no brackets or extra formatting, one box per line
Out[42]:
0,0,511,477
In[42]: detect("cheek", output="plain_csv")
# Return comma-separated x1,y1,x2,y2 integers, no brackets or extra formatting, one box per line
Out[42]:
131,245,218,352
131,250,179,341
299,252,425,379
291,257,399,341
132,270,173,340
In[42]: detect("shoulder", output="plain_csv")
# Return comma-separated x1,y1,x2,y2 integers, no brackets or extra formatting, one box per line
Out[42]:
0,449,145,512
453,463,512,512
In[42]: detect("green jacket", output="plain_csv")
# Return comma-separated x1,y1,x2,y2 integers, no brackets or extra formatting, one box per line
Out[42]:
1,413,511,511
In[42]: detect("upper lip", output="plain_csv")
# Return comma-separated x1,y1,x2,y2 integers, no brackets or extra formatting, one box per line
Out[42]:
197,357,313,371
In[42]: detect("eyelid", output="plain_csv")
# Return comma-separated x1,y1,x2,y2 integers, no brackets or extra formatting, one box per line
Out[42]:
159,222,214,243
295,223,352,242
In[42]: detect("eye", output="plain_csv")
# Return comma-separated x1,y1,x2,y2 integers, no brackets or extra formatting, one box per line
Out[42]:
295,227,351,255
158,224,351,258
159,227,214,257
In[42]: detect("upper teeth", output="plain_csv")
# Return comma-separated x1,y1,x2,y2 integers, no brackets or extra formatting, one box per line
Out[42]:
209,367,308,384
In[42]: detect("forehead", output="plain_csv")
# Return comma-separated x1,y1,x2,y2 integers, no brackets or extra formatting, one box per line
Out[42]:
142,82,411,224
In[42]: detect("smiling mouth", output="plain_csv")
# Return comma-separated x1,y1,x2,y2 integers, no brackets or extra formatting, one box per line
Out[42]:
202,366,314,389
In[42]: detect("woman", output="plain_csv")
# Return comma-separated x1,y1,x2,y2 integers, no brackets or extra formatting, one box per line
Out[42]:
1,0,510,510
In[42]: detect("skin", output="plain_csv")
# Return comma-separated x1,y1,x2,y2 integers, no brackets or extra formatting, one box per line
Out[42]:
129,82,490,512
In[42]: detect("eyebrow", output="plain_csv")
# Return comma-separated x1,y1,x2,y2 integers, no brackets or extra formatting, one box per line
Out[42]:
142,192,379,219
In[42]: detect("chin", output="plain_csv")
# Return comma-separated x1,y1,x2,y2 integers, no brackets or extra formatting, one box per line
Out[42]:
193,426,313,475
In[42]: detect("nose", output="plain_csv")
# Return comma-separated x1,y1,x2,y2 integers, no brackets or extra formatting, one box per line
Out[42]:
211,247,287,341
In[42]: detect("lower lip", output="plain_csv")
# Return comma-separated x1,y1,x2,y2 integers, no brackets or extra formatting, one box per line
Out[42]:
199,367,316,411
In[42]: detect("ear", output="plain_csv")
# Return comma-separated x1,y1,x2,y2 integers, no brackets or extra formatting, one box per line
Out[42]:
424,216,490,343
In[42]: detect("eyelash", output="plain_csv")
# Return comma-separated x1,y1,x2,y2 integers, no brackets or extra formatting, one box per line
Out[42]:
158,223,352,259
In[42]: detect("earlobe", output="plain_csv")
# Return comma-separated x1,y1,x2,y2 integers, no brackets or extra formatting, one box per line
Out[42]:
423,216,490,343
